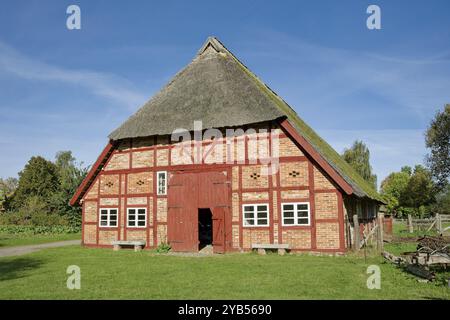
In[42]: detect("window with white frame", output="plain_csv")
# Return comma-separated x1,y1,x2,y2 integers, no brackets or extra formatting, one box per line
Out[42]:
157,171,167,195
282,202,310,226
99,208,118,227
127,208,146,228
243,204,269,226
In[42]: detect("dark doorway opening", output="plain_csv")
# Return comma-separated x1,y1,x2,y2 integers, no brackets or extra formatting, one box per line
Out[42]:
198,208,213,250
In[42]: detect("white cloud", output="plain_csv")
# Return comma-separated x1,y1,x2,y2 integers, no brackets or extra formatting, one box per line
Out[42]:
241,30,450,119
0,40,147,110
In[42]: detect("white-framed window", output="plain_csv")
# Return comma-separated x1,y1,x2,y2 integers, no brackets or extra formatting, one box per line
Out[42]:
157,171,167,195
282,202,310,226
242,204,269,227
127,208,147,228
99,208,118,227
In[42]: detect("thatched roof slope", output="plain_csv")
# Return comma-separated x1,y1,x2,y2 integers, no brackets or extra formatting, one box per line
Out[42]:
109,38,284,140
108,37,382,202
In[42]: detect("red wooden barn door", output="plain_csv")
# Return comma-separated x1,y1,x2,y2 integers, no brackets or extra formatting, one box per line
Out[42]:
167,172,198,252
210,172,230,254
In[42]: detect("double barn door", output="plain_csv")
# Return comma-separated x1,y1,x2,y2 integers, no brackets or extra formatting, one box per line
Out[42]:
167,171,230,253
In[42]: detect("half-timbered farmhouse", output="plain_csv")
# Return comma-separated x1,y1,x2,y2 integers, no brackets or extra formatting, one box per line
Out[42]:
70,37,383,253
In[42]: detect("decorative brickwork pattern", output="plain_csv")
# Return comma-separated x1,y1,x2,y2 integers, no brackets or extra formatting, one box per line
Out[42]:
280,161,308,187
242,165,269,189
127,172,152,194
100,175,120,195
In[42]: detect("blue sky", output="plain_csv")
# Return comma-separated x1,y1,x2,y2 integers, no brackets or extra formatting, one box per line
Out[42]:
0,0,449,187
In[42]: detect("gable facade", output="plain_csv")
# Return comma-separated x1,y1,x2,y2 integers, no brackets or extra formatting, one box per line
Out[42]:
79,120,348,253
72,37,382,254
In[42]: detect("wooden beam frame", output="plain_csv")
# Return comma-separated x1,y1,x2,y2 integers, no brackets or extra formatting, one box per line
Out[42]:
278,118,353,196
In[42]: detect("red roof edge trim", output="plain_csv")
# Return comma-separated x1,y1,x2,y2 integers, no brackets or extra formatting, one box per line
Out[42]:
69,141,115,206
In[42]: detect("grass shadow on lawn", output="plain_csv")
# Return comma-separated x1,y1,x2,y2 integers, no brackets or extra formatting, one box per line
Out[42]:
0,257,45,281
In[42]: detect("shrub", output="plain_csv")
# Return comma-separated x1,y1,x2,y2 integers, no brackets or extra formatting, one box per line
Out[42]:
156,242,171,253
0,211,70,227
0,224,80,235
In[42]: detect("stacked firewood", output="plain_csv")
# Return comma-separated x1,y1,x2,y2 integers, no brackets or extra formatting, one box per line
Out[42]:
417,236,450,255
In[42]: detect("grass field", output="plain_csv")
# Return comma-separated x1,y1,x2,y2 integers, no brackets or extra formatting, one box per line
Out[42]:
0,245,448,300
0,233,81,248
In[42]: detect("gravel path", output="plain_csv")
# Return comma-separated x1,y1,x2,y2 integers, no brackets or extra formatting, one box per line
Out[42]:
0,240,81,257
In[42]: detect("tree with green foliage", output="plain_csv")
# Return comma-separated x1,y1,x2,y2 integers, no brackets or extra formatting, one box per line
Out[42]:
426,104,450,190
380,168,410,216
381,165,436,217
49,151,88,227
10,156,59,210
430,184,450,216
400,165,435,216
0,177,18,211
342,140,377,189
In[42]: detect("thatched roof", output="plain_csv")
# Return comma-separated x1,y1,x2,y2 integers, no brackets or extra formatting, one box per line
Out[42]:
109,38,285,139
108,37,382,202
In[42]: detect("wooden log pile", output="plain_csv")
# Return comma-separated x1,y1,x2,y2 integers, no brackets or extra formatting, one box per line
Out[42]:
417,236,450,255
383,236,449,282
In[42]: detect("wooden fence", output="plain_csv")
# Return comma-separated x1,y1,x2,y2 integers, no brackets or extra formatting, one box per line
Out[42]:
405,214,450,233
351,214,384,252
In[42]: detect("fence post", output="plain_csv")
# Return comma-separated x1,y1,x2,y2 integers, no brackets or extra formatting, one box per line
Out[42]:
377,213,384,252
407,214,413,233
436,213,442,233
353,214,360,251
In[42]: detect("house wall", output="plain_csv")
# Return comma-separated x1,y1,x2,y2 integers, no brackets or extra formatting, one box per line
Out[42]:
81,121,346,253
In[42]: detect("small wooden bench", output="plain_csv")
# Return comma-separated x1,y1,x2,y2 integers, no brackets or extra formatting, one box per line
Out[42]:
112,240,146,252
252,243,290,255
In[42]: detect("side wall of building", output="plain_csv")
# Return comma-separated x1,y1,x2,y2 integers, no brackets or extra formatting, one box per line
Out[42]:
81,122,346,252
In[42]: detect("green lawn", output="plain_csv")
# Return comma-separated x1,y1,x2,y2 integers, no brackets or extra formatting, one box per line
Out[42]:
0,245,448,299
0,233,80,248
